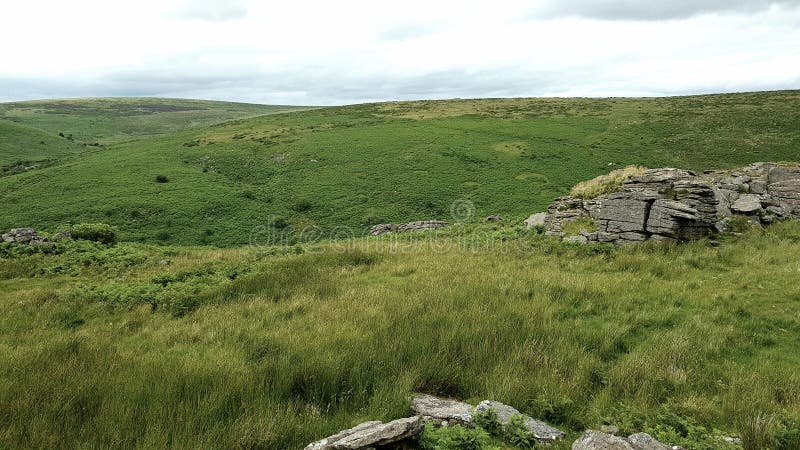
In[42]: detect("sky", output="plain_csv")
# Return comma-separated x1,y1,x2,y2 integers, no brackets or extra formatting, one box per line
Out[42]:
1,0,799,105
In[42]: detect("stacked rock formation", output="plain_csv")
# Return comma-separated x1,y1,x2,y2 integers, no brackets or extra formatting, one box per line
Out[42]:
528,162,800,244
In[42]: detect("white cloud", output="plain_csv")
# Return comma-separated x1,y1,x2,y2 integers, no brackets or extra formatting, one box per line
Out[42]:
0,0,798,104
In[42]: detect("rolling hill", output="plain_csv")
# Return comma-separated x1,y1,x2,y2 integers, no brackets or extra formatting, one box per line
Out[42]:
1,91,799,246
0,97,311,145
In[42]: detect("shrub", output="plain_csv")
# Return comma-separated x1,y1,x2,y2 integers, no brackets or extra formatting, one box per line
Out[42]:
571,165,647,199
155,175,169,183
292,199,313,212
418,421,493,450
473,408,502,436
503,414,535,448
71,223,118,245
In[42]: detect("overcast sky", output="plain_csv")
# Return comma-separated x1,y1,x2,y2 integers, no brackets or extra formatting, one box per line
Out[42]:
1,0,799,105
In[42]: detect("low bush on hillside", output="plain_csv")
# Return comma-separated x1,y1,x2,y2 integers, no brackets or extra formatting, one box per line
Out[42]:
571,165,647,199
70,223,118,245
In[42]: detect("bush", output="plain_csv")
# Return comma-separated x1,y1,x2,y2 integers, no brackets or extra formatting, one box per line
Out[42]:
419,421,493,450
71,223,118,245
292,199,313,212
155,175,169,183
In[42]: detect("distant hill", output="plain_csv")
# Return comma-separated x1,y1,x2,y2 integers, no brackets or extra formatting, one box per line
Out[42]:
0,91,798,245
0,97,312,145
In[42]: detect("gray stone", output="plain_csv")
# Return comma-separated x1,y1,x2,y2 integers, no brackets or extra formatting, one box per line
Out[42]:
572,430,636,450
369,221,448,236
476,400,564,443
571,431,673,450
410,394,473,426
523,212,547,228
731,194,762,214
485,215,503,222
627,432,672,450
564,235,589,244
305,417,423,450
304,421,382,450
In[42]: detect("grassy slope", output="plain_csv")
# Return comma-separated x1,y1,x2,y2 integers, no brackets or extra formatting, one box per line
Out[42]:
1,224,799,448
0,97,311,145
0,119,83,167
1,91,798,246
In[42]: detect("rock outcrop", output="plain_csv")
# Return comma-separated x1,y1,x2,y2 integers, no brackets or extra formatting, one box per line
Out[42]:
369,220,448,236
476,400,565,443
572,430,674,450
1,228,48,245
529,162,800,244
304,417,423,450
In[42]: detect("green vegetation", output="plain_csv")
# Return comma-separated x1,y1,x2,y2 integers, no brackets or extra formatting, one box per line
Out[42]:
1,222,800,448
2,91,800,246
0,97,311,145
570,165,647,199
0,119,83,168
71,222,118,245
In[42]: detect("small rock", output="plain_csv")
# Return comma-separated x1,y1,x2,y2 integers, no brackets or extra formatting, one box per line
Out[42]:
485,215,503,222
731,194,762,214
564,235,588,244
721,436,742,445
410,394,473,426
476,400,564,443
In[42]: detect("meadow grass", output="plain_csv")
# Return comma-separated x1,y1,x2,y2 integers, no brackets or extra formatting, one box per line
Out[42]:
1,222,800,448
2,91,799,246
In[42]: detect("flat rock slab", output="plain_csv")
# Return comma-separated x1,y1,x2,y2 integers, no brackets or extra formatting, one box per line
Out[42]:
304,417,422,450
411,394,473,425
731,194,762,213
476,400,565,443
572,430,673,450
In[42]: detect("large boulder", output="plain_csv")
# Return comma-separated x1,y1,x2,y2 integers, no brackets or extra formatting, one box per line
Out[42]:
410,394,473,426
476,400,565,443
304,417,423,450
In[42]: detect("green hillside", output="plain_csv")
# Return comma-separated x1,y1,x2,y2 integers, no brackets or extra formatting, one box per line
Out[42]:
0,119,84,171
1,91,798,246
0,97,311,145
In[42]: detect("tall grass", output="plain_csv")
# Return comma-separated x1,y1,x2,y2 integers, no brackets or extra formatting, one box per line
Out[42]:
1,223,800,448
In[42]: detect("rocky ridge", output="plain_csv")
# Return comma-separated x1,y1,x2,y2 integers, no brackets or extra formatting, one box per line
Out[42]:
527,162,800,244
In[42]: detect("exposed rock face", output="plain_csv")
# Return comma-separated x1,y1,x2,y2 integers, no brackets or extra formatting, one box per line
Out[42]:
304,417,423,450
572,431,673,450
476,400,565,443
410,394,473,426
369,220,448,236
532,162,800,244
1,228,49,245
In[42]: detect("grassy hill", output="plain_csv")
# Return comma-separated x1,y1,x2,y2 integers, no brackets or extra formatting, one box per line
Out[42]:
0,97,311,145
0,91,798,246
0,119,85,173
1,223,799,448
